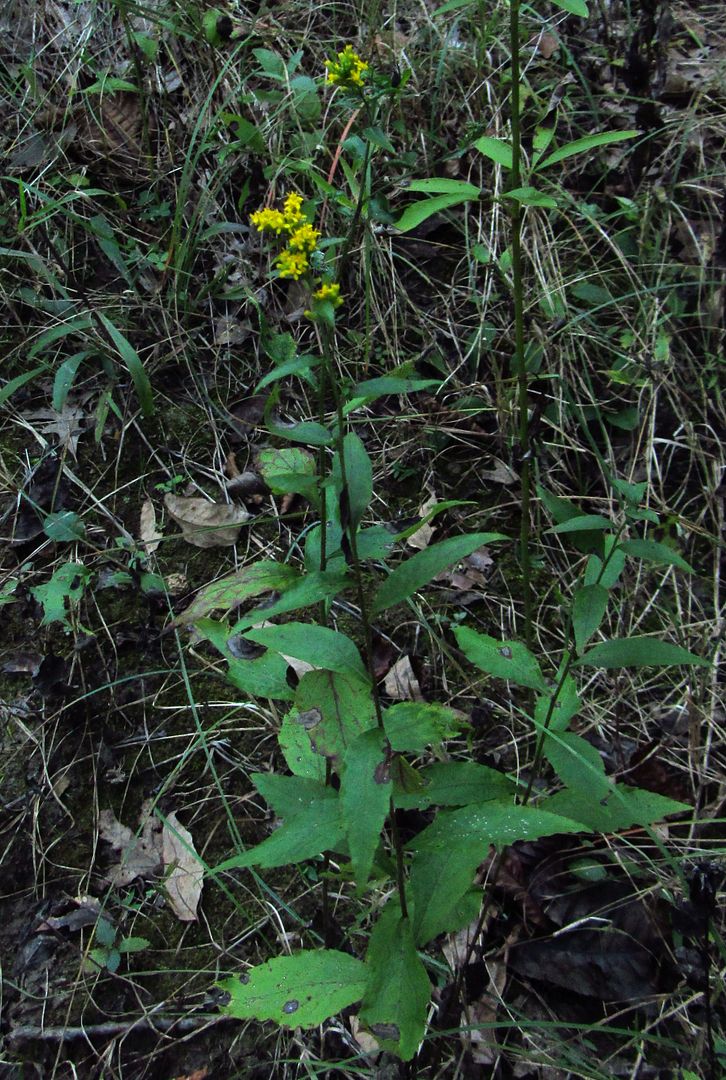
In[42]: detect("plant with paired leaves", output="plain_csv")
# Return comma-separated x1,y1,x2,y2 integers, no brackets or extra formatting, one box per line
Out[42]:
170,17,710,1064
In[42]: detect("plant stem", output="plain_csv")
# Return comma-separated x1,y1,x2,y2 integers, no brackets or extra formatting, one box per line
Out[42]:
508,0,533,650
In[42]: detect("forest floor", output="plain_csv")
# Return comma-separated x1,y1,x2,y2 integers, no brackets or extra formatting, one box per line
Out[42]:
1,0,725,1077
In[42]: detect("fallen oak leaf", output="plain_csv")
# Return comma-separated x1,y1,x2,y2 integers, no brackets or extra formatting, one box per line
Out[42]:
98,800,162,887
139,497,162,554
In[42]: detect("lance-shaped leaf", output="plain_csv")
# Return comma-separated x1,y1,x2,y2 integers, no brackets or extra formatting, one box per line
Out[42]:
534,130,638,172
294,670,377,763
574,637,709,669
216,777,343,869
372,532,506,614
172,561,299,626
219,950,367,1027
572,583,609,653
383,702,463,752
473,135,513,169
231,570,347,633
244,622,369,681
408,801,583,945
395,193,474,233
394,761,516,810
546,783,690,833
340,729,391,889
547,514,612,534
619,539,694,574
541,731,610,800
97,313,154,418
551,0,588,14
455,626,548,691
534,675,581,733
360,903,430,1060
334,432,372,532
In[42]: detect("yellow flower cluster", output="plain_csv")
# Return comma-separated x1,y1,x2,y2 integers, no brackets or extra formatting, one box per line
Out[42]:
250,192,343,314
325,45,368,89
314,282,343,307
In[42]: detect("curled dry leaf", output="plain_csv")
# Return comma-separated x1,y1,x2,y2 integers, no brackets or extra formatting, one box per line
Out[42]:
164,493,249,548
383,655,423,702
407,492,437,551
139,497,162,554
98,800,162,887
162,813,203,922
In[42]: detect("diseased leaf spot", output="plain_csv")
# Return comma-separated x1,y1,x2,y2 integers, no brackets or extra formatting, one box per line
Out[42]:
296,707,322,730
498,646,513,659
282,999,300,1014
239,972,250,984
374,758,391,785
370,1022,400,1040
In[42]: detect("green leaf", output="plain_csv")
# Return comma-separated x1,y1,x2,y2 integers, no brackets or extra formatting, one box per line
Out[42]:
574,637,709,669
534,676,581,733
28,315,93,359
547,515,612,534
97,313,154,418
384,703,463,752
455,626,548,691
0,365,45,405
231,570,347,634
340,730,391,889
394,761,515,810
473,135,513,169
30,561,91,626
572,583,609,653
340,432,372,531
360,904,430,1060
196,618,295,700
253,47,286,80
542,731,610,799
499,186,558,208
535,130,638,172
118,936,151,954
362,125,395,152
409,801,583,946
550,0,588,15
173,561,299,625
244,623,369,681
256,447,316,496
217,781,343,869
371,532,506,614
619,539,694,574
584,537,626,588
255,354,321,392
219,951,368,1027
408,178,480,197
294,670,377,763
52,351,88,410
267,420,333,446
95,917,116,947
351,376,440,402
395,194,473,233
545,784,689,833
278,710,327,781
43,510,86,542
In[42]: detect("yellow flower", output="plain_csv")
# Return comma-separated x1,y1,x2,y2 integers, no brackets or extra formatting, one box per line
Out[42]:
313,282,343,307
250,207,287,234
282,192,305,229
325,45,368,89
276,248,309,279
288,223,321,254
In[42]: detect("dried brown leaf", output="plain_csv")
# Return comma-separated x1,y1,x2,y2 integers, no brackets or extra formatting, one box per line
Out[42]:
383,655,423,701
407,492,437,551
162,813,203,922
139,497,162,554
164,493,249,548
98,800,162,886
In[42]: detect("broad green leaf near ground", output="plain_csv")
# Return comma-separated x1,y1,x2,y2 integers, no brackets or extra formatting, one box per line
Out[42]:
294,670,377,763
340,729,391,889
455,626,548,691
219,951,368,1028
360,904,430,1060
574,637,709,668
244,622,369,681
